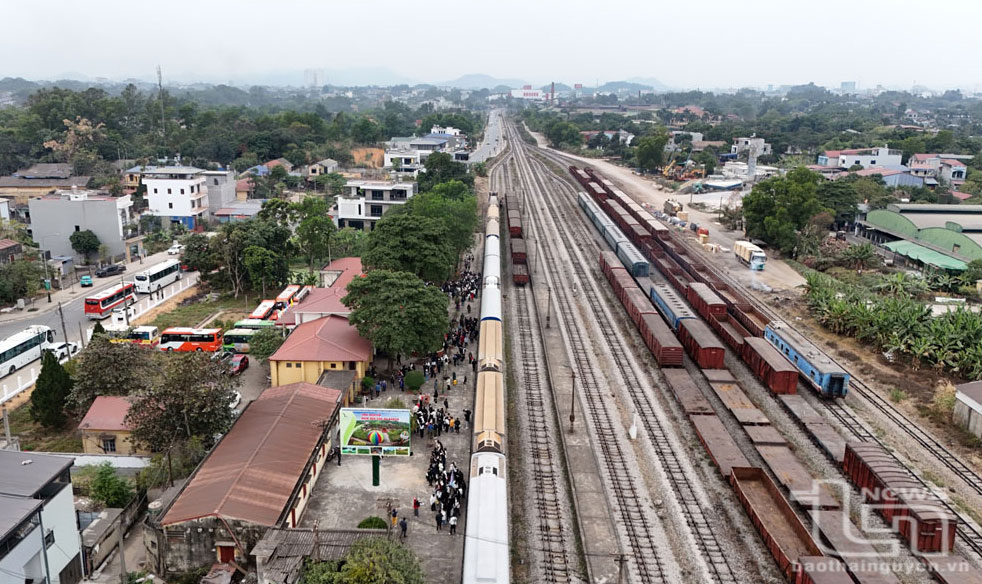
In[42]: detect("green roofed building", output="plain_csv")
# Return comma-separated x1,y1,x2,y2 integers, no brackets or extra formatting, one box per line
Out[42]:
859,203,982,270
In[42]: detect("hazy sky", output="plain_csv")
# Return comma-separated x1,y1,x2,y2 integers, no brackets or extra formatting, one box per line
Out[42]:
4,0,981,90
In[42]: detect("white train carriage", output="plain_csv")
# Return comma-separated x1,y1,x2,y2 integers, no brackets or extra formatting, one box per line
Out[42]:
486,217,500,239
478,320,503,372
479,286,501,322
463,452,510,584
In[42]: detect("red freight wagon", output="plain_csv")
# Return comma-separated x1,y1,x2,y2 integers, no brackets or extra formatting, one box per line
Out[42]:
686,282,727,320
742,337,799,394
731,303,770,337
587,182,607,202
512,264,529,286
623,287,656,327
709,313,752,353
510,238,527,264
605,199,627,220
628,223,651,248
599,251,624,279
507,210,523,238
794,557,853,584
661,368,713,414
678,319,726,369
639,313,684,367
709,281,749,308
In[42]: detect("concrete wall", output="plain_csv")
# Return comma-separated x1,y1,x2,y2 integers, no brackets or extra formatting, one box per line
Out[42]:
202,171,236,219
28,197,130,262
81,429,147,455
149,517,268,574
271,359,367,387
954,399,982,438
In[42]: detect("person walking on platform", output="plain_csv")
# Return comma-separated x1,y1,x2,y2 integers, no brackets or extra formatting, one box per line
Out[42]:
449,515,458,535
399,517,408,540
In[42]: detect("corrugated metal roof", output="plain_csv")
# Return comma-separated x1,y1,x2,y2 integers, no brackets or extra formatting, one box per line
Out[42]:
251,528,376,584
160,383,342,527
78,396,133,432
882,240,967,270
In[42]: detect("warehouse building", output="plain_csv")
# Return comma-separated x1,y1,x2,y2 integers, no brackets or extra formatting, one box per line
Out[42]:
858,203,982,270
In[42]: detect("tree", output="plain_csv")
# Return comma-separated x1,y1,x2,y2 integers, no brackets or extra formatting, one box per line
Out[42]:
403,189,477,257
244,245,279,296
335,537,424,584
293,197,337,271
363,215,455,282
404,370,425,392
250,328,285,363
30,351,72,428
70,229,101,261
816,180,859,227
343,270,448,368
839,243,881,272
0,259,43,304
417,152,473,192
544,121,582,149
333,227,367,259
316,172,347,196
741,167,829,255
180,233,218,273
126,353,237,452
69,335,156,415
634,133,670,172
89,463,133,508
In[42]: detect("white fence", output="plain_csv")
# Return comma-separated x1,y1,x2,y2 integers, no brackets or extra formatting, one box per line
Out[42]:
0,274,199,405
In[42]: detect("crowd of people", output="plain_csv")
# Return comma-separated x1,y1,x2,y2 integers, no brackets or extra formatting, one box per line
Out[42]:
426,441,467,535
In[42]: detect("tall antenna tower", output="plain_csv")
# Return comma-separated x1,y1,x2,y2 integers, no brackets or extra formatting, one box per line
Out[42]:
157,65,166,143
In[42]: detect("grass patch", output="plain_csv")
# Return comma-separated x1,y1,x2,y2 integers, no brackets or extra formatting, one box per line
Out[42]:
922,470,946,489
357,516,387,529
8,403,83,452
889,388,908,403
150,293,257,330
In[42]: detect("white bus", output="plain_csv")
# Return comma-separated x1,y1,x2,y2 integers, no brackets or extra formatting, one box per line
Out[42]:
134,259,182,294
0,326,55,378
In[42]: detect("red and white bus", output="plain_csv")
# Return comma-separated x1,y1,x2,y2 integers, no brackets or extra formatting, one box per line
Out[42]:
84,283,136,319
250,299,278,320
275,285,301,309
158,328,223,352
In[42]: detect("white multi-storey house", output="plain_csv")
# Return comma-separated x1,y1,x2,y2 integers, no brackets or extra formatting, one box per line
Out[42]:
142,166,208,229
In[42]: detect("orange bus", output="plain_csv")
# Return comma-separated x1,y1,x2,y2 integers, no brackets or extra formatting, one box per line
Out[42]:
158,327,223,352
250,300,278,320
275,285,301,309
84,283,136,319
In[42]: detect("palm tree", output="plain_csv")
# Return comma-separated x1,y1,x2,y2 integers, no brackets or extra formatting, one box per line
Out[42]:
838,243,880,272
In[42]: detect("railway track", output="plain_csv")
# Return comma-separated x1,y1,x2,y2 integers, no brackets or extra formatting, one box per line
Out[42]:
509,126,742,583
490,155,576,584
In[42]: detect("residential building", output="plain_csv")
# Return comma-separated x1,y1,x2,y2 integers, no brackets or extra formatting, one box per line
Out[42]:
202,170,237,218
278,258,363,328
0,450,84,584
0,238,23,264
0,163,90,204
78,396,149,455
1,197,10,220
142,166,208,229
383,148,423,174
269,314,372,386
833,167,925,188
253,528,371,584
304,159,339,180
244,158,294,177
430,125,461,136
213,200,265,223
145,382,343,574
333,180,415,231
731,136,773,157
236,178,254,201
955,381,982,439
817,146,902,169
27,189,143,263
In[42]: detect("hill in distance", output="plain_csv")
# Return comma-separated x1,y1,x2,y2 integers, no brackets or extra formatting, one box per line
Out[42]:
443,73,529,89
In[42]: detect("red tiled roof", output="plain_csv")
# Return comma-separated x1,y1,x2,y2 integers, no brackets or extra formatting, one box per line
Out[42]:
270,315,371,363
161,382,342,527
0,239,21,251
952,191,973,201
911,153,940,161
322,257,363,291
942,158,966,167
277,288,349,325
78,396,132,432
236,178,253,191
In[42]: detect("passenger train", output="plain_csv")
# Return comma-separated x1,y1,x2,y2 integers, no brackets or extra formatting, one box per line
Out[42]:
463,191,510,584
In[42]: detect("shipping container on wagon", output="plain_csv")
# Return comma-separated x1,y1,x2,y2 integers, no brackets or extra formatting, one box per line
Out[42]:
794,556,854,584
512,264,529,286
678,319,726,369
690,415,751,477
661,368,714,414
742,337,799,395
842,442,957,553
648,282,696,331
639,313,684,367
708,313,752,353
729,467,823,581
510,238,527,264
731,303,771,338
686,282,727,320
616,241,650,277
507,210,523,238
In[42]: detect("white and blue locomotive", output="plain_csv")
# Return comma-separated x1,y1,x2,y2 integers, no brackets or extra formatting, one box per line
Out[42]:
765,321,850,397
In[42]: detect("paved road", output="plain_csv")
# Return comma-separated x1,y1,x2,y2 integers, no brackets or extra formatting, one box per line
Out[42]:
0,250,182,346
468,108,505,164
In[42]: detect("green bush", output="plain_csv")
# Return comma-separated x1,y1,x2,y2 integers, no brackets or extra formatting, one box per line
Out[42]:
357,516,387,529
360,376,375,392
404,370,425,392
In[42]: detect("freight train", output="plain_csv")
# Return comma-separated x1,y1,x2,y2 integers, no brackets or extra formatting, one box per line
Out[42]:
463,191,510,584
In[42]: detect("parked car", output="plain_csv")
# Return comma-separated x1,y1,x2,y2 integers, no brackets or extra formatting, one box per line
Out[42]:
229,354,249,375
44,342,80,360
212,350,234,367
167,243,184,255
80,275,93,287
95,264,126,278
229,390,242,411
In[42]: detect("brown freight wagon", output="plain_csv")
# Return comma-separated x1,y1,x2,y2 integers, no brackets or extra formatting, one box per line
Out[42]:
510,238,527,264
742,337,799,394
587,182,607,202
612,272,637,305
686,282,727,320
623,287,656,328
678,319,726,369
922,554,982,584
730,467,823,581
512,264,529,286
709,281,749,308
638,313,684,367
808,509,904,584
731,303,771,337
599,251,623,279
691,415,750,477
661,368,713,414
507,210,523,238
709,313,752,353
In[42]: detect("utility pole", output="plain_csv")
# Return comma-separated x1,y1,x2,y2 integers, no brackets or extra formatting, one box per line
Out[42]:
157,65,166,143
569,370,576,431
616,554,627,584
117,514,127,584
79,323,86,348
56,302,69,344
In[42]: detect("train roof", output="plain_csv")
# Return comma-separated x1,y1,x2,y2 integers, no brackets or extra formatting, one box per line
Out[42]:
768,321,847,374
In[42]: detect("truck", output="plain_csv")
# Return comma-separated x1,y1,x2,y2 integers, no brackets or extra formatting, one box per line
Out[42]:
734,240,767,271
664,199,683,216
